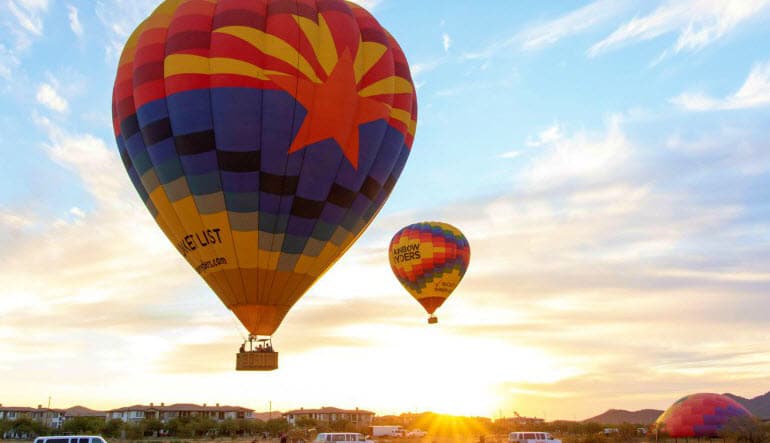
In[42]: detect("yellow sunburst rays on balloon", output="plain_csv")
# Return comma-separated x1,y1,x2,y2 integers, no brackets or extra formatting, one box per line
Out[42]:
207,11,416,131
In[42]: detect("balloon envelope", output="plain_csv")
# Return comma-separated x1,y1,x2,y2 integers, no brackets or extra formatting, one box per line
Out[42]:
112,0,417,336
655,393,752,438
389,222,470,318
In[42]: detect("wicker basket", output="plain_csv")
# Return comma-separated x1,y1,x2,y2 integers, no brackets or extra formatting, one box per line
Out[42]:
236,351,278,371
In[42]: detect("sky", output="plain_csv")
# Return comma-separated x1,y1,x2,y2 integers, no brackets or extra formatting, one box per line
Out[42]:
1,0,770,421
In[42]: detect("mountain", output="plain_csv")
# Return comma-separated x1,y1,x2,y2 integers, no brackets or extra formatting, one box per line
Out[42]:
724,392,770,419
253,411,283,421
64,406,106,417
584,409,663,425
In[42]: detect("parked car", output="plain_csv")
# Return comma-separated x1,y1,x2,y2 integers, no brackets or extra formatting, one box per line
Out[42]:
34,436,107,443
314,433,374,443
508,432,561,443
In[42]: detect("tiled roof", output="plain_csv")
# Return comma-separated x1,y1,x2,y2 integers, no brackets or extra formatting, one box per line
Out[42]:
107,404,254,413
65,406,107,417
0,407,64,413
284,407,375,415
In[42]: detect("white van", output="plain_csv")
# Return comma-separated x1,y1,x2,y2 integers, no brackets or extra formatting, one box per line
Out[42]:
314,433,373,443
508,432,561,443
34,436,107,443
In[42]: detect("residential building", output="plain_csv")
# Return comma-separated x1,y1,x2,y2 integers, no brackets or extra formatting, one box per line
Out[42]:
0,405,66,429
283,407,375,426
106,403,255,423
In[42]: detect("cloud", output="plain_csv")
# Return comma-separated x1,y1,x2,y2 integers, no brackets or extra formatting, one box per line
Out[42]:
525,124,564,148
463,0,627,60
520,0,630,51
589,0,770,58
442,33,451,53
36,82,68,113
3,0,49,49
67,5,84,37
521,117,631,190
0,44,20,81
671,59,770,111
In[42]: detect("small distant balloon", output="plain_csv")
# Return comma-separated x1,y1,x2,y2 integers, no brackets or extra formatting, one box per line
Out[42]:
389,221,470,324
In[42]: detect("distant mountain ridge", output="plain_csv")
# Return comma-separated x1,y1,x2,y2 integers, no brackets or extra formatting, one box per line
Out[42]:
585,391,770,425
725,391,770,419
584,409,663,425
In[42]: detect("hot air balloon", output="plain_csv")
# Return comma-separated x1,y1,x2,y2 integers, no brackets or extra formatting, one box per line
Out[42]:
389,222,470,324
655,393,752,438
112,0,417,370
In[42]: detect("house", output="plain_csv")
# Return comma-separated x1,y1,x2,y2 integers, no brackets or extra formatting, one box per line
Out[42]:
0,405,66,430
106,403,255,423
283,407,375,426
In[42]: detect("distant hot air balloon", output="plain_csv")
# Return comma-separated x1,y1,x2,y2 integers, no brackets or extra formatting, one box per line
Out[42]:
112,0,417,370
655,393,752,438
389,222,470,324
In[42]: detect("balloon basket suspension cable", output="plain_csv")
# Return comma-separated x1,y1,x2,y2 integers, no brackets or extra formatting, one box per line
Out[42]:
428,314,438,324
236,334,278,371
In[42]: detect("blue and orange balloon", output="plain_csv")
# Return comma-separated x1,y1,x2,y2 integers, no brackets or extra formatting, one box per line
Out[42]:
389,222,470,324
655,393,753,438
112,0,417,345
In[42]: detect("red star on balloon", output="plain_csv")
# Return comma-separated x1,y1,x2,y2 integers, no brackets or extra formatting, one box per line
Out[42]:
269,49,391,169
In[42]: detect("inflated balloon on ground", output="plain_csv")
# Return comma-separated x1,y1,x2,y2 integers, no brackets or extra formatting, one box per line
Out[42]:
655,393,752,438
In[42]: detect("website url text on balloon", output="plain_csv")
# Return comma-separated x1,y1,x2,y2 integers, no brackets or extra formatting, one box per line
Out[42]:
195,257,228,274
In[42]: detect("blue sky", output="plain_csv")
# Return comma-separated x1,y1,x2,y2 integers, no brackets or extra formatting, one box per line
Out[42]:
1,0,769,420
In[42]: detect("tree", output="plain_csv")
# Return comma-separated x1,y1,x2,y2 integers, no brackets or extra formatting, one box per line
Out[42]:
10,417,48,438
101,419,124,439
0,419,12,438
296,418,318,429
242,418,266,435
720,416,768,443
266,418,289,436
61,417,104,435
218,419,239,437
140,418,164,436
123,421,146,440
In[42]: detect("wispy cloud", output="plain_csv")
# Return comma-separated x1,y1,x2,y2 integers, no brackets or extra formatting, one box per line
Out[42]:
520,0,630,51
442,33,451,53
522,117,631,190
3,0,49,49
463,0,628,60
36,82,68,113
671,59,770,111
0,44,20,81
589,0,770,58
525,124,564,148
67,5,84,37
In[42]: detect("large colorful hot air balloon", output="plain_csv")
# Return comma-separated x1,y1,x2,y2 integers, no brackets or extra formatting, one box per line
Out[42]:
389,222,470,324
655,393,753,438
112,0,417,370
